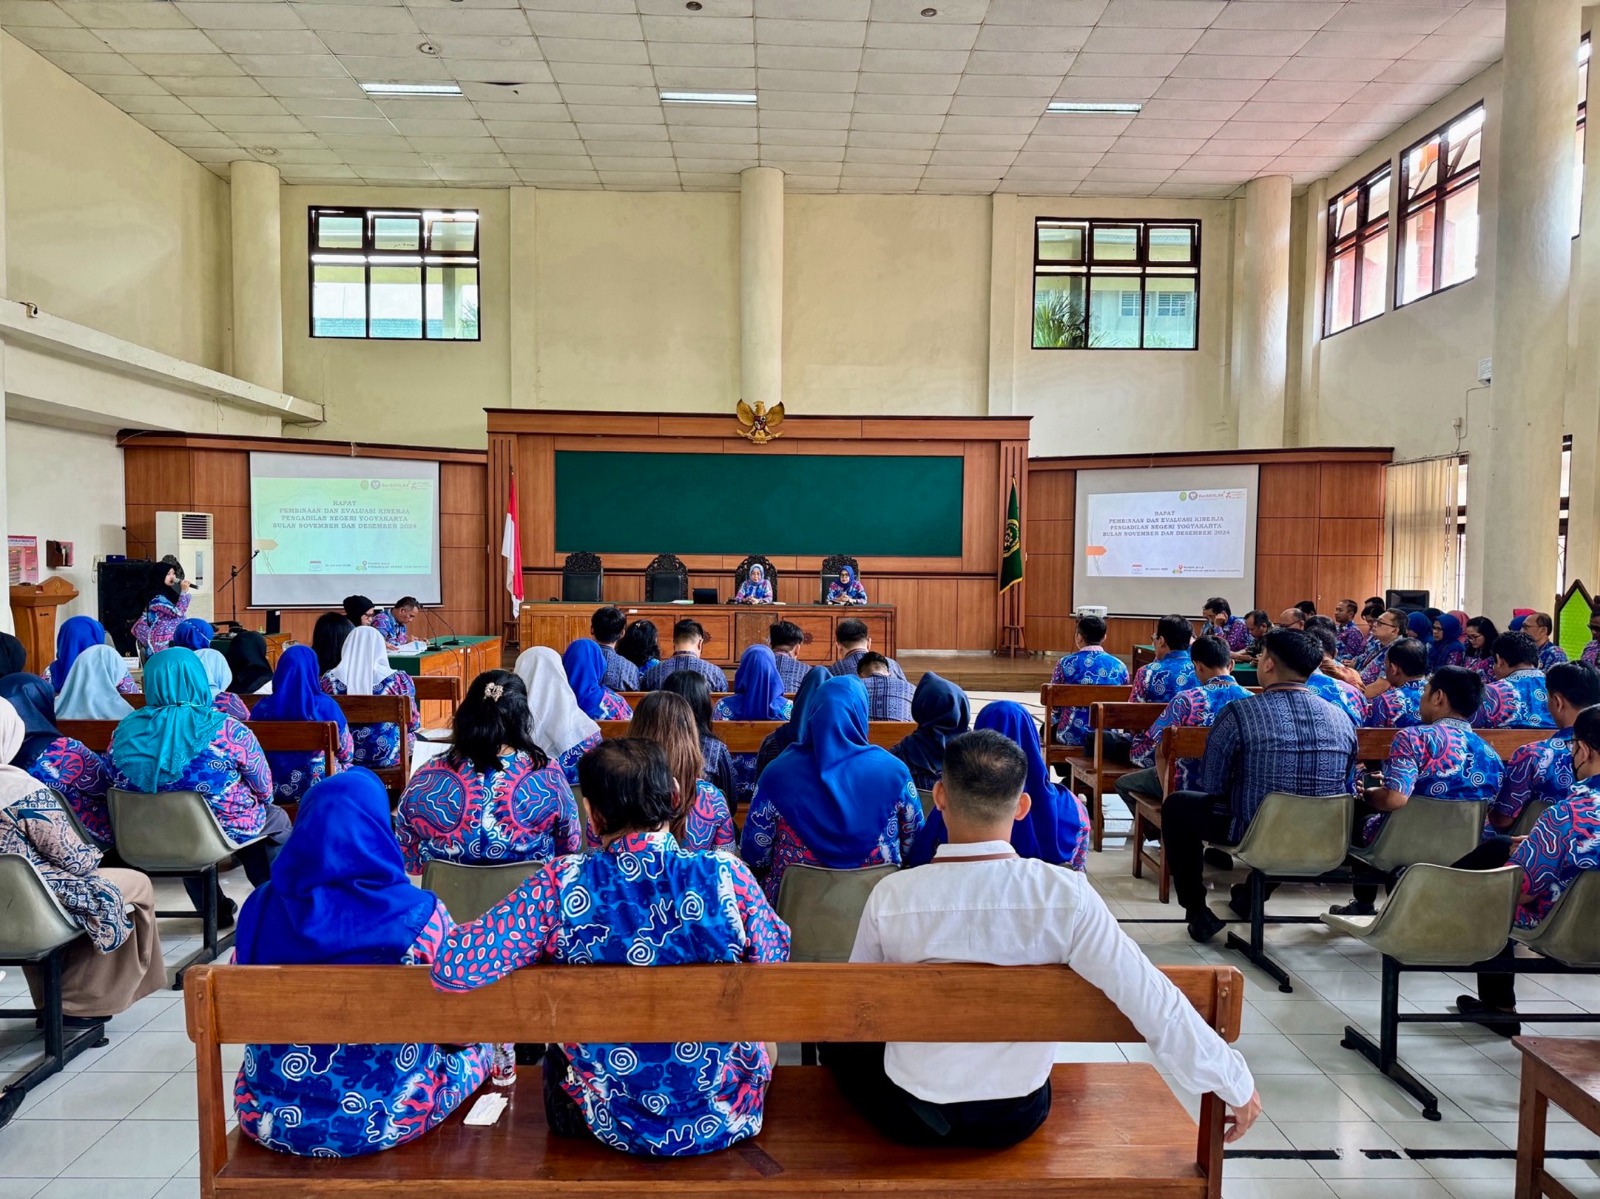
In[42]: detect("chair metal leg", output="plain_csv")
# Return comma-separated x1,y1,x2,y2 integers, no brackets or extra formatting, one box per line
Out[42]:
169,866,236,990
0,947,108,1129
1131,802,1146,881
1338,957,1442,1121
1225,870,1294,993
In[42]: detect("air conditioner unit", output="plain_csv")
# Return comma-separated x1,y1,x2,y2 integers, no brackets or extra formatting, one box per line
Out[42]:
155,511,214,623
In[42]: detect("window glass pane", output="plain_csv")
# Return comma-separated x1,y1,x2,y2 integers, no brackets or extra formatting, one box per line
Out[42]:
1440,178,1480,290
1037,222,1085,262
316,214,362,250
428,215,478,253
1446,107,1484,175
1326,246,1356,334
1147,225,1194,263
369,264,422,338
426,264,480,340
1364,171,1390,225
1332,188,1359,240
1400,206,1437,304
373,215,420,251
1406,137,1440,199
1089,276,1141,347
1576,122,1586,238
1032,274,1088,347
1091,225,1138,262
1143,277,1196,348
1357,235,1386,323
311,262,365,337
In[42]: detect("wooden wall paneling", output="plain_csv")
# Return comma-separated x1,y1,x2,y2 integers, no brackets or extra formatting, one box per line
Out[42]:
485,433,515,638
1317,518,1383,558
441,463,483,516
122,446,195,510
1028,519,1074,557
955,577,996,651
1029,468,1075,521
1024,554,1072,618
1103,617,1160,657
1315,556,1382,611
1027,618,1073,652
1319,462,1386,518
517,435,556,566
1255,517,1321,558
1256,555,1319,616
190,451,248,508
1258,463,1321,513
124,506,158,560
441,513,484,550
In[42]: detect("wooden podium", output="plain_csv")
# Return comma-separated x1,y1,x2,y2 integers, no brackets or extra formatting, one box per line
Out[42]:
10,577,79,674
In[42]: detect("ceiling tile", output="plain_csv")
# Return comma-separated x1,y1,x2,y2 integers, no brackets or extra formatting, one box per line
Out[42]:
1190,28,1313,56
59,2,193,31
228,52,347,78
940,113,1036,136
391,118,491,138
177,3,306,31
540,38,651,65
1153,76,1264,100
652,40,757,66
671,122,758,142
1233,98,1337,122
758,88,854,110
849,128,938,147
653,64,757,88
868,20,981,49
640,0,750,14
300,114,393,136
424,34,547,61
849,111,946,131
207,29,326,56
1136,98,1243,121
1322,4,1452,35
577,120,672,139
1081,26,1200,54
982,0,1108,25
853,91,953,113
1434,7,1502,39
1374,58,1481,86
754,18,866,47
860,47,970,73
1251,78,1360,104
755,44,862,70
7,26,111,53
107,92,194,115
1098,0,1225,28
254,76,365,99
75,71,168,95
869,0,988,20
1299,30,1423,59
947,93,1051,116
972,24,1089,52
558,83,661,105
505,154,594,169
290,5,420,35
93,27,218,54
955,73,1061,96
1034,113,1131,136
525,11,644,40
157,74,268,96
206,113,308,135
757,67,859,90
1053,75,1164,99
1170,54,1287,80
549,62,659,86
1125,117,1226,139
460,81,563,102
965,50,1075,75
123,52,245,76
443,60,556,84
1409,33,1502,64
936,131,1026,151
759,125,847,144
1070,51,1182,76
0,1,79,27
857,70,961,94
1209,2,1340,32
759,107,852,127
1105,137,1206,157
1011,150,1102,167
665,103,758,125
1270,56,1387,83
411,7,534,37
130,111,216,134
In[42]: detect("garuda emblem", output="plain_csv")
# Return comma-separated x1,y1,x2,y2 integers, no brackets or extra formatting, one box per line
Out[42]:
736,400,785,444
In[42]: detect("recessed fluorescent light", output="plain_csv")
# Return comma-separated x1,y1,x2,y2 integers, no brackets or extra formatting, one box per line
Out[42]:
1047,101,1142,115
360,82,462,97
660,90,756,106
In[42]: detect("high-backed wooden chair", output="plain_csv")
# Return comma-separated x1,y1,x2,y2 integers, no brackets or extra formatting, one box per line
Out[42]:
734,554,778,595
644,553,688,603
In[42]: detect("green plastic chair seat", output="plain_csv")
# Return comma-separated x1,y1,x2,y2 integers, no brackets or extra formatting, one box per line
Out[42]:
1230,793,1354,877
48,789,107,851
1509,799,1551,838
1321,864,1523,966
1350,798,1489,875
775,864,898,963
107,789,265,873
0,854,85,962
1512,870,1600,967
420,859,544,924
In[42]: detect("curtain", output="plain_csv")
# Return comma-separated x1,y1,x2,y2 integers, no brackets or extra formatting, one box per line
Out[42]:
1384,455,1462,612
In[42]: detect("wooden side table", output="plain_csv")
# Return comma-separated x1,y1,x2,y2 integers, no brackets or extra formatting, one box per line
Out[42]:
1514,1036,1600,1198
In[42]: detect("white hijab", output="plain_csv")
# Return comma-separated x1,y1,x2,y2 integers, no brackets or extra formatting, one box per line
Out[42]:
514,646,600,759
0,696,44,810
327,625,392,697
57,644,135,721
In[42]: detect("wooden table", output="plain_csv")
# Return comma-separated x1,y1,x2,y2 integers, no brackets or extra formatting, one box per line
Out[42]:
389,636,501,728
519,602,896,667
1515,1036,1600,1198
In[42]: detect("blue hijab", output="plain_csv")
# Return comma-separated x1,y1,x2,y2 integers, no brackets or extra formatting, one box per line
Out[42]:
758,675,912,864
49,616,108,694
253,646,348,731
892,672,970,781
562,639,612,718
756,665,829,771
1430,612,1464,672
171,618,214,652
727,643,788,720
974,701,1086,865
109,648,228,793
235,768,438,966
0,674,61,771
1406,611,1433,645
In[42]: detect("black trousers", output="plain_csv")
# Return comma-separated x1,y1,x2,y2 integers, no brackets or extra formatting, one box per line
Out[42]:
1450,836,1519,1008
183,802,293,916
1161,791,1236,915
823,1042,1051,1149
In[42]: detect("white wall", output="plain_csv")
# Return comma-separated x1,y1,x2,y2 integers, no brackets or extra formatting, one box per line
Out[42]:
6,418,124,619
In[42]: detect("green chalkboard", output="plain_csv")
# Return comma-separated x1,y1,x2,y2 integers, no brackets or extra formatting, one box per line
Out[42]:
554,451,964,557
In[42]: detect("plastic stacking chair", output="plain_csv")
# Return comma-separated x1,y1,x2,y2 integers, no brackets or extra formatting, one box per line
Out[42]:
0,855,110,1127
107,789,265,987
420,859,544,924
48,788,107,851
1223,792,1355,994
1320,863,1523,1120
1513,871,1600,967
1509,799,1552,838
1350,798,1490,875
776,865,898,964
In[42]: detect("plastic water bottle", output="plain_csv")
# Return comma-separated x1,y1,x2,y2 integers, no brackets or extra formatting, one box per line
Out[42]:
491,1043,517,1087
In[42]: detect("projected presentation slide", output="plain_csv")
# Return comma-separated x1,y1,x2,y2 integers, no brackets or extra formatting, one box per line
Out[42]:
250,452,441,607
1085,488,1249,579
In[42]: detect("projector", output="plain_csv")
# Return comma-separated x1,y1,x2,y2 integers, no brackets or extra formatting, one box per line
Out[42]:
1075,605,1109,619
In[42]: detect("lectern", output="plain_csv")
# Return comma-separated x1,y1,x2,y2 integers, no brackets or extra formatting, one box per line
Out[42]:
10,576,79,674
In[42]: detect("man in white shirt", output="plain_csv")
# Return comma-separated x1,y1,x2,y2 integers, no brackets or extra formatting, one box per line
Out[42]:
832,728,1261,1148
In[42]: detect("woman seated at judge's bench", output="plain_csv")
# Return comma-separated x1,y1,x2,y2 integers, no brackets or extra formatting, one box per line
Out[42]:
320,625,419,770
514,646,603,788
562,639,633,721
826,562,868,606
741,674,924,903
731,563,774,605
398,670,581,872
131,560,192,658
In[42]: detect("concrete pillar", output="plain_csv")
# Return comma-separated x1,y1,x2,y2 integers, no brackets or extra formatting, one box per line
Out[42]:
1465,0,1578,616
1234,175,1293,450
1565,8,1600,590
986,193,1018,416
739,166,783,406
509,186,538,408
1286,178,1328,447
229,159,283,392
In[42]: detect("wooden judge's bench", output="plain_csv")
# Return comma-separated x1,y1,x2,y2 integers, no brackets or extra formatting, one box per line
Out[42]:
519,603,895,667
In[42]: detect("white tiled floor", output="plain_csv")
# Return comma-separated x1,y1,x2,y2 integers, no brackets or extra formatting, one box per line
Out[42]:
2,780,1598,1196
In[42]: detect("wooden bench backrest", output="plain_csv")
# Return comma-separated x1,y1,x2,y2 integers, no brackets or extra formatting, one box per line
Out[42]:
619,692,733,705
59,719,342,770
412,675,461,706
184,962,1242,1194
1089,702,1166,733
598,719,915,752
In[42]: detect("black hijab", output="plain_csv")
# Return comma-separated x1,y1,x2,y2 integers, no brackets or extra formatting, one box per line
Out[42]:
224,631,274,694
0,632,28,678
312,612,355,676
892,672,971,782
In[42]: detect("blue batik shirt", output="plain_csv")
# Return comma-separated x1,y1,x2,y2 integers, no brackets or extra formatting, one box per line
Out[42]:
1474,669,1556,730
599,644,640,692
641,653,729,693
1305,670,1367,727
1131,649,1197,705
1365,678,1426,729
1492,727,1575,832
1049,647,1130,746
1130,675,1250,788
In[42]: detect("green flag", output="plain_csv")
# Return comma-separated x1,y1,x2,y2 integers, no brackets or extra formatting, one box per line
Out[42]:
1000,477,1023,593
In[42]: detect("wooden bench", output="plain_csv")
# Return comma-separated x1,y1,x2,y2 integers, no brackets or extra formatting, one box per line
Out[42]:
184,961,1244,1198
59,719,342,774
599,719,916,754
412,674,461,717
1039,684,1135,767
1514,1036,1600,1198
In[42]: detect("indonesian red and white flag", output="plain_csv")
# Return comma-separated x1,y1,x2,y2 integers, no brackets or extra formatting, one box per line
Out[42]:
501,473,524,618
